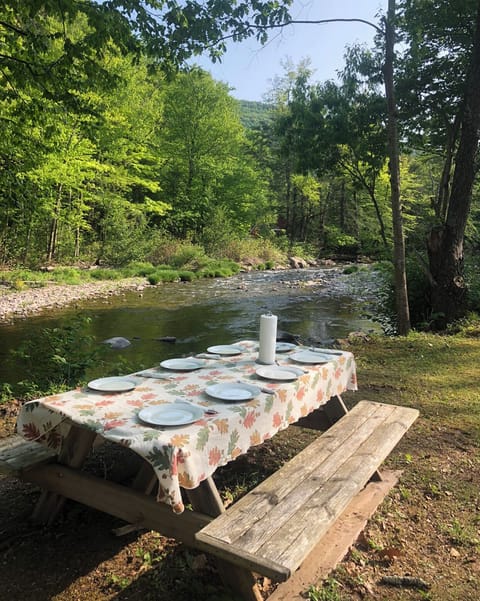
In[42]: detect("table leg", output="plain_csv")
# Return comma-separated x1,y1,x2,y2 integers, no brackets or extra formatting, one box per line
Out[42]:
186,478,264,601
323,395,349,424
32,425,97,524
131,461,158,496
295,395,348,432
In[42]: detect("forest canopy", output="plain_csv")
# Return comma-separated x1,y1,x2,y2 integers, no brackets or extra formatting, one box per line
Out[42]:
1,0,480,330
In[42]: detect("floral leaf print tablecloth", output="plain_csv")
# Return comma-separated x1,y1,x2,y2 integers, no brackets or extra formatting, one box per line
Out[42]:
17,341,357,513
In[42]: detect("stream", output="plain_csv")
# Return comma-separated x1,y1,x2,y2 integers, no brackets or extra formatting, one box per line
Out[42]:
0,266,385,386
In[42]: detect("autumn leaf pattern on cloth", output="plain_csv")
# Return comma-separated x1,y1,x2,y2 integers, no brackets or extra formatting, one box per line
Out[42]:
16,341,357,513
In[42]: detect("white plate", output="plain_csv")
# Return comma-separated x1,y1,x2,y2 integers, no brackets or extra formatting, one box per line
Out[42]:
205,382,261,401
87,377,137,392
308,347,344,355
276,342,297,353
290,351,333,364
159,358,206,371
206,345,244,356
138,403,204,426
256,365,304,381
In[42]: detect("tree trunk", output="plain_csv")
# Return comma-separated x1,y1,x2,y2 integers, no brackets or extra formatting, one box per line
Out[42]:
47,184,63,263
384,0,410,335
427,0,480,328
339,180,346,231
366,185,389,248
436,112,461,220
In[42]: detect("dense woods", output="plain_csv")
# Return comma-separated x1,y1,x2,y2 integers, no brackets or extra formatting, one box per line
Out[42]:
1,0,480,330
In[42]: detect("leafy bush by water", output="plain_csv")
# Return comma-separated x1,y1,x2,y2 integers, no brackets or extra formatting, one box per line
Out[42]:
147,270,180,284
8,316,106,399
89,268,123,280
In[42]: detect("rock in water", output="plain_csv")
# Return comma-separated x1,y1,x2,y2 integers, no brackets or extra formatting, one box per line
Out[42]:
102,337,131,349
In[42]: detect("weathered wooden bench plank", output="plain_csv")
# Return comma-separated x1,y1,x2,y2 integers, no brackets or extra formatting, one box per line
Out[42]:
196,401,419,582
197,401,387,548
0,434,57,476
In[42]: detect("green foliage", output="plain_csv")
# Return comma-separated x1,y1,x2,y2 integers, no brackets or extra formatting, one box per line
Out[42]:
120,262,157,277
49,268,83,284
147,270,180,285
197,260,240,278
465,258,480,314
89,269,123,281
323,226,359,255
10,316,106,398
215,236,285,265
308,579,343,601
237,99,274,129
370,255,478,333
178,271,196,282
169,243,210,270
95,204,160,267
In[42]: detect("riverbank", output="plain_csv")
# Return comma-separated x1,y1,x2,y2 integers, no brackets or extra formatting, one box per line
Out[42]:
0,278,147,322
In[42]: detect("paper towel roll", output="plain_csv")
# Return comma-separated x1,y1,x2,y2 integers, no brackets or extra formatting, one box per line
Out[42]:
258,313,277,364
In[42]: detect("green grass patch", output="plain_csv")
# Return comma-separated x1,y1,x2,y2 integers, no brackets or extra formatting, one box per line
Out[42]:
147,270,180,285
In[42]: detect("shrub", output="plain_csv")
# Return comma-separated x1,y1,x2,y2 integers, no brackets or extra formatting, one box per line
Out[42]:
89,268,121,281
216,236,284,265
323,226,359,255
169,243,210,270
147,270,180,285
50,267,83,284
9,316,105,395
178,271,196,282
120,262,156,277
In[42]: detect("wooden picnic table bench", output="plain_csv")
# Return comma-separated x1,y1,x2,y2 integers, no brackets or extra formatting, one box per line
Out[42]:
0,434,57,476
196,400,419,588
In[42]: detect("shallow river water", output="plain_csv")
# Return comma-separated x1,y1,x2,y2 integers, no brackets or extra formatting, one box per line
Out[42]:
0,267,383,385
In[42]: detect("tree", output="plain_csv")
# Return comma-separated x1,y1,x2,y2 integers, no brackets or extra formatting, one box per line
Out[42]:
207,7,412,333
398,0,480,326
0,1,294,105
159,69,265,239
426,1,480,325
384,0,411,334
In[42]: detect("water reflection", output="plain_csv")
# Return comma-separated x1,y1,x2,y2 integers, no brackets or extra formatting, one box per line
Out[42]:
0,267,382,385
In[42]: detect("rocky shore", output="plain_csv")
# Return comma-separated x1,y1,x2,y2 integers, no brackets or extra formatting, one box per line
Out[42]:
0,278,147,322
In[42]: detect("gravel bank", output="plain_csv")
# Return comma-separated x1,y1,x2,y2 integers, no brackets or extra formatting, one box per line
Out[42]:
0,278,147,322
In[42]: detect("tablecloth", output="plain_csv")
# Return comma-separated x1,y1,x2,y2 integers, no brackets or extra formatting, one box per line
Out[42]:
17,341,357,513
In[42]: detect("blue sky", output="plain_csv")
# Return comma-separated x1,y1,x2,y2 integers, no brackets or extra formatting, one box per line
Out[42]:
193,0,386,101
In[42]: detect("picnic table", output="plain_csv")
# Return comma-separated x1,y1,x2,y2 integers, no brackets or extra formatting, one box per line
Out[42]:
6,341,417,601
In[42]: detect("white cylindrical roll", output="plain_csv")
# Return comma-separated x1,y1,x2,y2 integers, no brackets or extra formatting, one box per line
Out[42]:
258,313,277,364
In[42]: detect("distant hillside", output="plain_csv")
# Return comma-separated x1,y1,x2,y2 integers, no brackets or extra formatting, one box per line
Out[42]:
237,99,274,129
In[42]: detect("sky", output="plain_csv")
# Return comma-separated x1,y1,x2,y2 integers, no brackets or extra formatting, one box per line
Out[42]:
193,0,387,101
